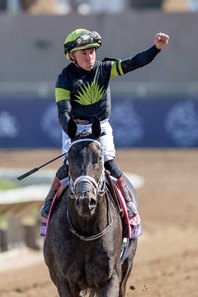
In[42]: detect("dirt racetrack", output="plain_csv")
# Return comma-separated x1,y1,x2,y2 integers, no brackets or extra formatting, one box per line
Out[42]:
0,148,198,297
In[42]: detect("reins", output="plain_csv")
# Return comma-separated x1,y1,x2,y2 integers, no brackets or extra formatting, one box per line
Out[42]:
67,194,112,241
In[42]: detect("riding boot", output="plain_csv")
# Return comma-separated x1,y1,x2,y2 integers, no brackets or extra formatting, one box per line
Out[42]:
40,163,69,218
40,176,61,219
116,175,137,220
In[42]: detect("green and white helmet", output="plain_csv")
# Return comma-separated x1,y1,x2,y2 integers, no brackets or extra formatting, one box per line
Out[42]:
64,28,102,59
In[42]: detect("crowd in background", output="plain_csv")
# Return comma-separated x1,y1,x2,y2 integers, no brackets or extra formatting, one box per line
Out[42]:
0,0,198,14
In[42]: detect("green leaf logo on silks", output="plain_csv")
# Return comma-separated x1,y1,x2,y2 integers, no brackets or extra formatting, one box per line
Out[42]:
75,81,105,105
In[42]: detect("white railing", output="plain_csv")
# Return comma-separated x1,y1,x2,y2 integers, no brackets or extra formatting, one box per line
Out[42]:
0,168,144,213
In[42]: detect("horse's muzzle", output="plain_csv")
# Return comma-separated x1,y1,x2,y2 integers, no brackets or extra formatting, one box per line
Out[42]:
76,192,97,216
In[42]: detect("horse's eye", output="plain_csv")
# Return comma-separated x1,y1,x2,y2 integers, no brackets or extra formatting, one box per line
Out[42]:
92,153,103,164
92,155,98,164
92,152,100,164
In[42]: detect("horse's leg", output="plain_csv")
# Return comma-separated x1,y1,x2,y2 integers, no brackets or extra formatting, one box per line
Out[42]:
119,260,132,297
119,239,138,297
96,272,121,297
56,279,81,297
47,266,79,297
57,284,72,297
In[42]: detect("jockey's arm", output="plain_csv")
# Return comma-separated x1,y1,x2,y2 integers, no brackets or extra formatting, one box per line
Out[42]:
55,87,71,134
110,45,161,78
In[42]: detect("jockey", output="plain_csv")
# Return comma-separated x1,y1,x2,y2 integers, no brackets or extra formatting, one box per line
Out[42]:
40,28,169,220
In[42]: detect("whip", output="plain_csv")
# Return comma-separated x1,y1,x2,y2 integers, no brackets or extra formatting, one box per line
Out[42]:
17,152,66,180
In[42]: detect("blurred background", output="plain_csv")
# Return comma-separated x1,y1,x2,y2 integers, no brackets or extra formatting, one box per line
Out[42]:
0,0,198,252
0,0,198,149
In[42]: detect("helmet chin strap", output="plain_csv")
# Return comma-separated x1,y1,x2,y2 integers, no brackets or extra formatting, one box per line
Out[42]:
70,53,91,71
69,52,81,68
69,52,76,62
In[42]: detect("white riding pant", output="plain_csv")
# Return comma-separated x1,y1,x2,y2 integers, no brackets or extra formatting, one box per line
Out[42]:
62,119,115,162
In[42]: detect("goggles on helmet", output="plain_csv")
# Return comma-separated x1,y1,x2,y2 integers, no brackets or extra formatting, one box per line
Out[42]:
76,31,101,46
64,31,101,54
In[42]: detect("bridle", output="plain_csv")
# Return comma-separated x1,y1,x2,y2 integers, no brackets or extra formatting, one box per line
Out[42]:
67,138,112,241
68,138,106,197
67,203,112,241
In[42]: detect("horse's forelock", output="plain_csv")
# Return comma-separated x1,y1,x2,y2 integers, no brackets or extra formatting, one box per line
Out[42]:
68,139,103,184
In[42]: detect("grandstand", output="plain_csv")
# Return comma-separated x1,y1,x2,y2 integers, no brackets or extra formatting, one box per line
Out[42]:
0,0,193,14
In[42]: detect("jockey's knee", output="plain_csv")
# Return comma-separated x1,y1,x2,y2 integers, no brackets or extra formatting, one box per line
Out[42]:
56,163,69,180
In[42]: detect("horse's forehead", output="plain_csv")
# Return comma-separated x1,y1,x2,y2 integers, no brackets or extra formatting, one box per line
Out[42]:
68,140,103,175
69,140,101,156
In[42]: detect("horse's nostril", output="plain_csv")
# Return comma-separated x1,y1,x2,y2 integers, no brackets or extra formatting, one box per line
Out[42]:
76,199,80,207
90,198,97,206
82,197,89,206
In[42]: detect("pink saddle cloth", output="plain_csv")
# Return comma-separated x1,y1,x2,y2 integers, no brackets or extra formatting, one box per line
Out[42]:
113,183,142,239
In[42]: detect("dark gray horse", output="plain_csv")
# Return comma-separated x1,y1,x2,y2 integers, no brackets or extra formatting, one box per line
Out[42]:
44,118,137,297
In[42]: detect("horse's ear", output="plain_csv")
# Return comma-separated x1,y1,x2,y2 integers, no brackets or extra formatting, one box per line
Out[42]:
67,117,77,139
92,117,101,139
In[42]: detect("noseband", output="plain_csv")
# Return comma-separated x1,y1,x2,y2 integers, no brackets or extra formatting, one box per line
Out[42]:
67,138,111,241
68,138,106,197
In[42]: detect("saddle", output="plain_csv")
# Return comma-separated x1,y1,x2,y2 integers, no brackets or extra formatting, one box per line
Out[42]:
105,171,133,239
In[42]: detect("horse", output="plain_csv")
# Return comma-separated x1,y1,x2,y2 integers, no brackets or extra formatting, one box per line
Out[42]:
43,117,138,297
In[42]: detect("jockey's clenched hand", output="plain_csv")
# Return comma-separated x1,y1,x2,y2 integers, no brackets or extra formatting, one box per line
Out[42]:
154,32,169,50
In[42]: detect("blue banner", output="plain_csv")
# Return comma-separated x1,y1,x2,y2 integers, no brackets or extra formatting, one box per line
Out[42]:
0,97,198,148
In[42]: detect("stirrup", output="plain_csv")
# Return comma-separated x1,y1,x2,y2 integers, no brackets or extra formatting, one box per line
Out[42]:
40,202,51,219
